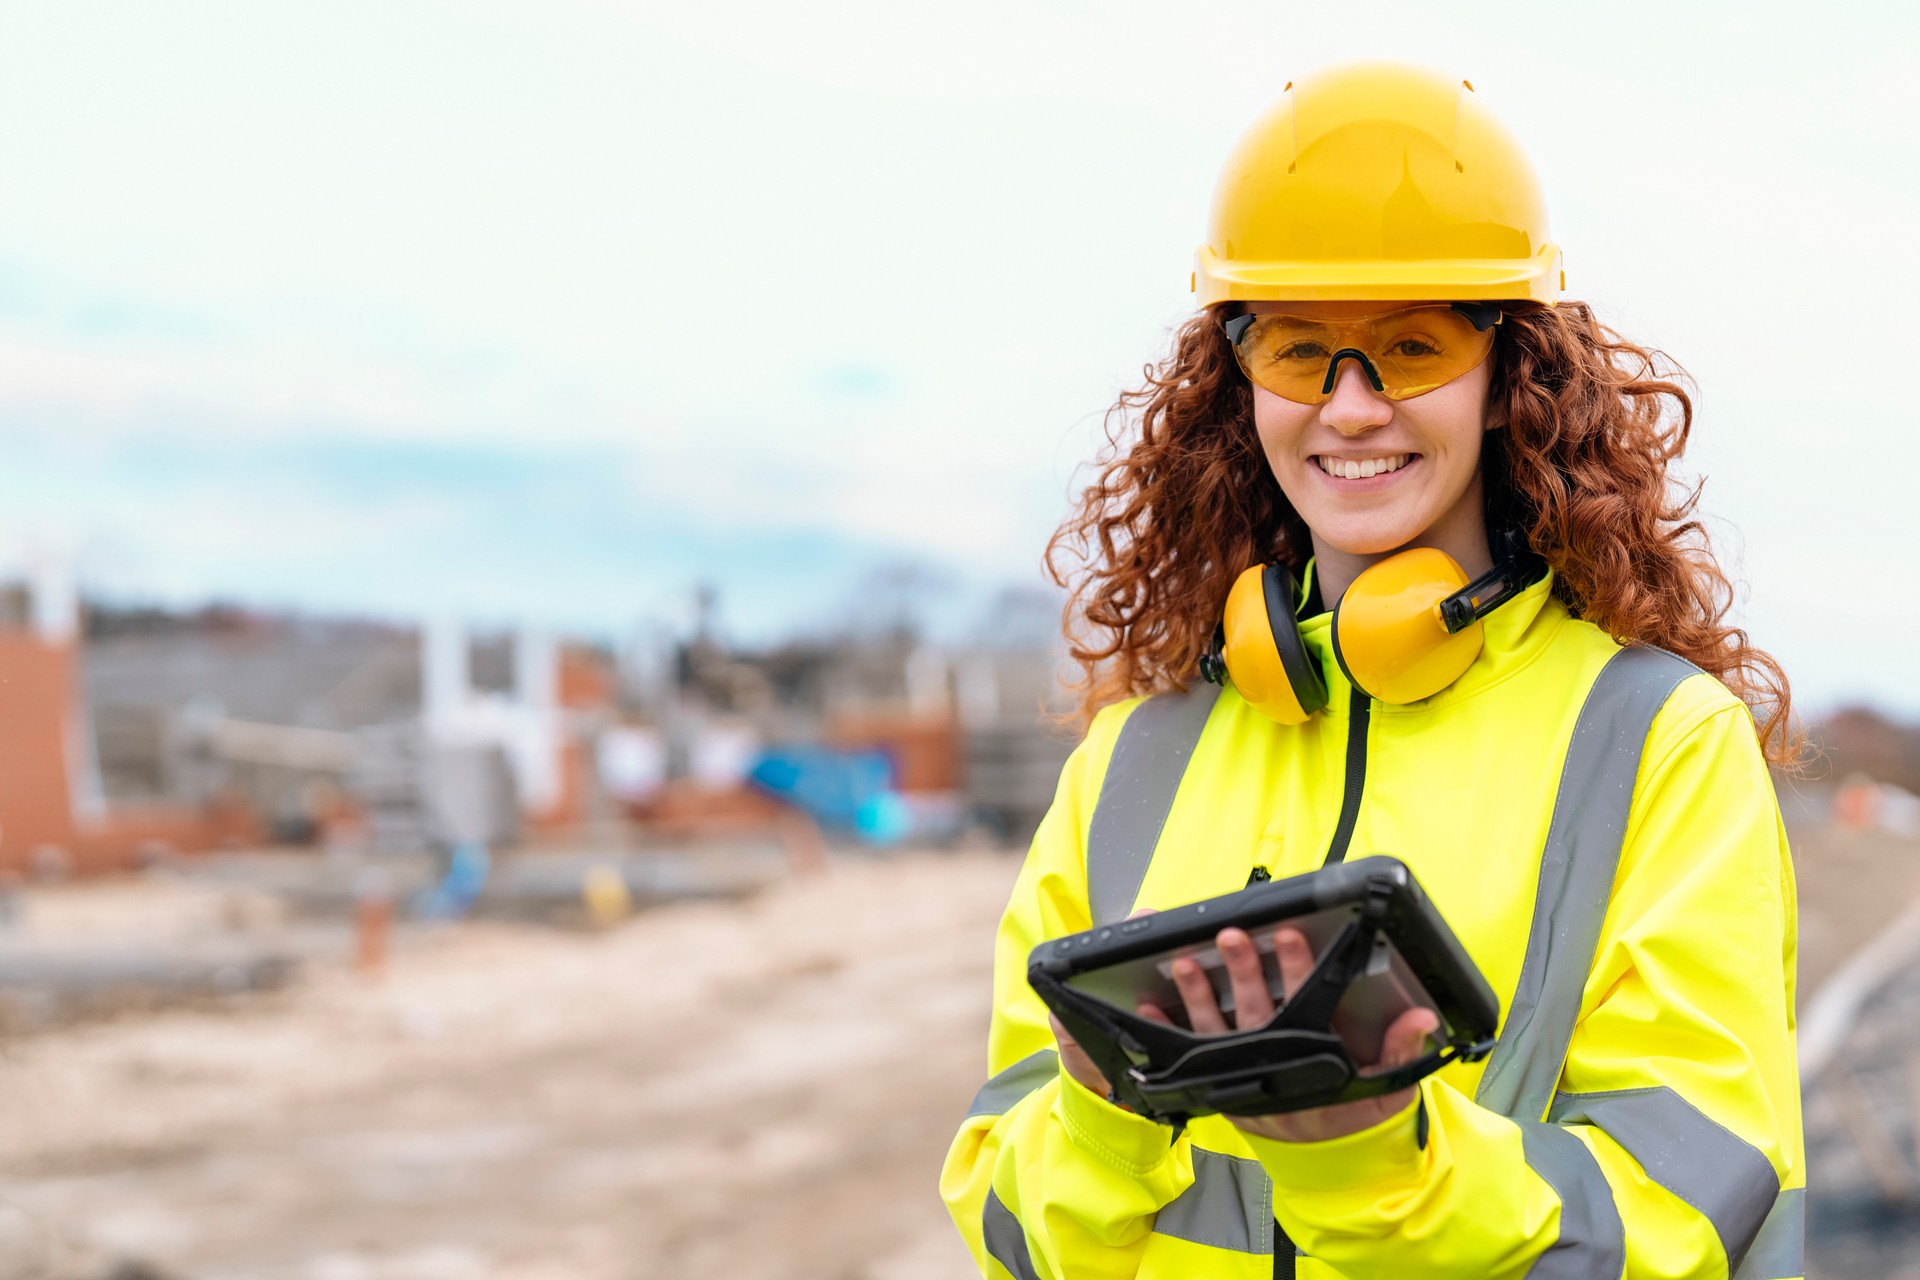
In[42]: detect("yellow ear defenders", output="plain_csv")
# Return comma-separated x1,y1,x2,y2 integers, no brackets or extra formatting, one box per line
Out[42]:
1200,543,1539,723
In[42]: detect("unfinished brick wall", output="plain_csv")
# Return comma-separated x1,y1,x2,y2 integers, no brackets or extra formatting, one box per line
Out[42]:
0,633,79,872
75,804,260,872
528,648,616,832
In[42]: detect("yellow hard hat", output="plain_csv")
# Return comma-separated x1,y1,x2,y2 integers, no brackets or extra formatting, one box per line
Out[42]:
1193,62,1563,305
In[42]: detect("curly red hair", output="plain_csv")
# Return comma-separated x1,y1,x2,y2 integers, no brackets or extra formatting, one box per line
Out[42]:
1045,300,1800,766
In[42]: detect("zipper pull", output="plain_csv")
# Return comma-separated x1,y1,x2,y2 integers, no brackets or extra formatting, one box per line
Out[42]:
1246,866,1272,887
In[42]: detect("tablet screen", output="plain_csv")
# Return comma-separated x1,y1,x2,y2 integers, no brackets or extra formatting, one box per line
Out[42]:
1063,906,1444,1066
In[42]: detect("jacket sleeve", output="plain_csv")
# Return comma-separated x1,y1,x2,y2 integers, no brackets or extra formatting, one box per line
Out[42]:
940,706,1198,1279
1240,691,1804,1280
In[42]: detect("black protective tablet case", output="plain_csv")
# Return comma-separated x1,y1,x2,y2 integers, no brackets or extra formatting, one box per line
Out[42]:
1028,856,1499,1123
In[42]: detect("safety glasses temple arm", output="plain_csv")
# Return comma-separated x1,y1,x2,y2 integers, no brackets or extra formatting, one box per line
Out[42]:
1448,302,1504,332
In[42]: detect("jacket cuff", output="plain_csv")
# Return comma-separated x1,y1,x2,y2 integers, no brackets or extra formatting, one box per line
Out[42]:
1241,1090,1426,1192
1053,1068,1180,1177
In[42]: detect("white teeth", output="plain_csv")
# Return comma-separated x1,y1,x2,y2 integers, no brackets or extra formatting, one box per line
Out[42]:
1318,453,1410,479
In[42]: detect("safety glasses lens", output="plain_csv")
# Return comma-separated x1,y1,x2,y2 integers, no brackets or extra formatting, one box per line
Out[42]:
1228,306,1498,404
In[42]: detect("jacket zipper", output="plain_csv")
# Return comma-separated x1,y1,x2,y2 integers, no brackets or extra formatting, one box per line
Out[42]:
1268,690,1371,1276
1322,685,1371,865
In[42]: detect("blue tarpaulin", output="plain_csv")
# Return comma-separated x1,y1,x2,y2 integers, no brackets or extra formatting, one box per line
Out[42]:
748,746,911,845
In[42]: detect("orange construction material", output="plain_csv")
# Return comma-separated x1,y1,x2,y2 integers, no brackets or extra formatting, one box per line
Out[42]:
356,882,393,977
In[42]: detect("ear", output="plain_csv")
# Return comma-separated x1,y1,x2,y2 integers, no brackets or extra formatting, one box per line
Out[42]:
1480,352,1505,432
1482,384,1507,432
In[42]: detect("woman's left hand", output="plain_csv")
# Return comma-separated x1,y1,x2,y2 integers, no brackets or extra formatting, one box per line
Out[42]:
1146,925,1440,1143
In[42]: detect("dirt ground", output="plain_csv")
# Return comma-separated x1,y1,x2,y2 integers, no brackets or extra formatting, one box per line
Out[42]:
0,820,1913,1280
0,851,1016,1280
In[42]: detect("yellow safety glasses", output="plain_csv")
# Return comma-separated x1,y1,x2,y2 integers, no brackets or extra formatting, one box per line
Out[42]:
1222,303,1502,404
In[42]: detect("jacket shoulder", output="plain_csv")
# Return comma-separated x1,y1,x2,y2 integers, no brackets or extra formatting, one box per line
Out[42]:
1549,613,1751,735
1642,665,1760,781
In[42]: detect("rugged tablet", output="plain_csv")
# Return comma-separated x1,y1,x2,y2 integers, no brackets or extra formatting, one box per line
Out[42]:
1027,856,1499,1123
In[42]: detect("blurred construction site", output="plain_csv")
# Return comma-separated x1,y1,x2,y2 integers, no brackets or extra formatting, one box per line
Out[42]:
0,561,1912,1280
0,561,1082,1280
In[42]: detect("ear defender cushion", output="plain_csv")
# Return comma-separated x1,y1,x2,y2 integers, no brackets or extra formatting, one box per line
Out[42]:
1219,563,1327,725
1260,564,1328,717
1331,548,1485,705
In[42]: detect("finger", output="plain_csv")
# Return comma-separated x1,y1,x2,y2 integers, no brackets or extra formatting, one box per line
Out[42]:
1171,956,1230,1035
1273,927,1315,1001
1136,1002,1174,1025
1218,928,1274,1028
1050,1017,1112,1096
1048,1013,1078,1050
1378,1007,1442,1068
1126,907,1159,919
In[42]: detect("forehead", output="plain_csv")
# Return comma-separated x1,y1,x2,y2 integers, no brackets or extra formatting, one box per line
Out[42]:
1244,299,1432,319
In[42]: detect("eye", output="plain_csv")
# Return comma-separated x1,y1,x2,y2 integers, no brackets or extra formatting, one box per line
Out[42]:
1387,336,1442,358
1272,341,1331,362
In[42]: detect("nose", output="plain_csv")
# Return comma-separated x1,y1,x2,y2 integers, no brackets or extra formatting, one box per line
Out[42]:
1320,358,1393,436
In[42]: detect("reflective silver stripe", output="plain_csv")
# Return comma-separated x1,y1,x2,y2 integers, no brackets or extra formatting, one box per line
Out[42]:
966,1049,1059,1118
1550,1087,1778,1268
1154,1149,1273,1253
1085,684,1220,926
1732,1187,1804,1280
1518,1121,1626,1279
983,1186,1043,1280
1476,646,1701,1122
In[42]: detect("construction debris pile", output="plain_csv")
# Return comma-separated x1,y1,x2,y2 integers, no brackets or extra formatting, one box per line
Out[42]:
42,576,1078,876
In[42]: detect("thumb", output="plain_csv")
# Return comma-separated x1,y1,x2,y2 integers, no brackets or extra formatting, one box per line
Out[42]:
1378,1007,1441,1069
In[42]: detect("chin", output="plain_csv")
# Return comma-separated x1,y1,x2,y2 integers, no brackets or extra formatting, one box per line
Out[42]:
1317,521,1424,559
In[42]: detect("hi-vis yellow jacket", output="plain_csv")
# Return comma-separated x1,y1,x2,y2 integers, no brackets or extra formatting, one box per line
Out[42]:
941,572,1803,1280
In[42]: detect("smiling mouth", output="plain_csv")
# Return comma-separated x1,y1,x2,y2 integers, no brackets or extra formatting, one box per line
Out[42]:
1313,453,1415,480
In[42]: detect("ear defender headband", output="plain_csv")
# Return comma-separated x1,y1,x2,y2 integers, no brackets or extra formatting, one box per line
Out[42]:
1202,540,1540,721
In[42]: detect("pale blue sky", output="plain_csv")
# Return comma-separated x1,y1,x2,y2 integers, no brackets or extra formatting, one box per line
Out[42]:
0,1,1914,709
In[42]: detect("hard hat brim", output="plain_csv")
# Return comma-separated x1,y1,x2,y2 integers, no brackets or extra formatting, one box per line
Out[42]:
1194,243,1563,307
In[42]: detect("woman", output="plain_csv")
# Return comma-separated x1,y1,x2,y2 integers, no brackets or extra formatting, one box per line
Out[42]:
941,62,1803,1280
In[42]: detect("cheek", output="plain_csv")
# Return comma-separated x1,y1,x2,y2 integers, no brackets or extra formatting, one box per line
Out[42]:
1434,366,1494,446
1251,390,1310,465
1402,376,1492,466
